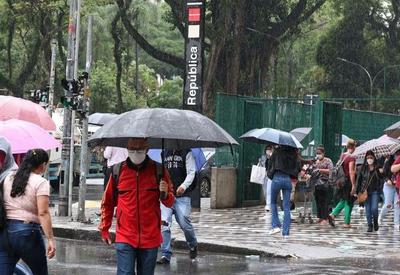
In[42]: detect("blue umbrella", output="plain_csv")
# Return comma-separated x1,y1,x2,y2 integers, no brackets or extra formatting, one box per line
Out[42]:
240,128,303,149
148,148,207,171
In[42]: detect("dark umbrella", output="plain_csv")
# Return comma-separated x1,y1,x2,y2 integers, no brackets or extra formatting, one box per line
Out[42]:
290,127,312,143
88,108,238,149
88,113,118,126
88,108,238,200
240,128,303,149
384,121,400,139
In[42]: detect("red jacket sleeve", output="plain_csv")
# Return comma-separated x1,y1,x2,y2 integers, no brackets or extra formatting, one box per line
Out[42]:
98,175,116,239
160,167,175,208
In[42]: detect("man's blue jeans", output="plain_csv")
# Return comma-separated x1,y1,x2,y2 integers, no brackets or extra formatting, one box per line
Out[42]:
115,243,158,275
0,220,47,275
365,191,379,226
270,172,292,236
161,196,198,261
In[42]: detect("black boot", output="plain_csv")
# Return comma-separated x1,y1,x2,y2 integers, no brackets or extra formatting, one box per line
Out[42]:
374,218,379,231
367,224,373,232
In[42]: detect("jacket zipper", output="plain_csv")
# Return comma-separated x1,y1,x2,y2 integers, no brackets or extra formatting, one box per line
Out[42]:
137,170,141,247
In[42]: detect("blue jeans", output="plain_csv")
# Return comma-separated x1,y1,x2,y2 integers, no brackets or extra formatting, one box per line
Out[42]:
379,182,400,225
270,172,292,236
161,196,198,260
115,243,158,275
0,220,47,275
365,191,379,226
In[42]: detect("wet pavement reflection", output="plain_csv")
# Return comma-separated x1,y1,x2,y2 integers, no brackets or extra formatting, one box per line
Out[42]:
49,238,400,274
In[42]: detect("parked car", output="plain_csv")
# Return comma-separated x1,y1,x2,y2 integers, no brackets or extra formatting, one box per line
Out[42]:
199,149,215,197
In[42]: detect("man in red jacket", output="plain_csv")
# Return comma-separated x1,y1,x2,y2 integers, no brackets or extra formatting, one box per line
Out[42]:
99,138,175,275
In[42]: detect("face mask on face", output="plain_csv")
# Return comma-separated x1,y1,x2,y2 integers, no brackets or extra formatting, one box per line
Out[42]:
367,158,374,165
128,150,147,165
316,154,324,160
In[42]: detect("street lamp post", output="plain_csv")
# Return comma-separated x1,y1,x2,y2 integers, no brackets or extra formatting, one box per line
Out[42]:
337,58,400,111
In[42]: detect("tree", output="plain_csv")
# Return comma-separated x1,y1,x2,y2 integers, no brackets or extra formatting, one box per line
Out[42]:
115,0,327,114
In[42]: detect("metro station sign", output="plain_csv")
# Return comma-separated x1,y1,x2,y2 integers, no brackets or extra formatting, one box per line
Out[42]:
183,0,205,113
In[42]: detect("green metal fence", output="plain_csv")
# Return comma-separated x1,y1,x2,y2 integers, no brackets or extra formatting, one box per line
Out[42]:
215,93,400,207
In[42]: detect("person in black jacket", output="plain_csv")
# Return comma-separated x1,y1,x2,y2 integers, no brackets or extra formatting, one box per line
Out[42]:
356,150,383,232
267,145,302,236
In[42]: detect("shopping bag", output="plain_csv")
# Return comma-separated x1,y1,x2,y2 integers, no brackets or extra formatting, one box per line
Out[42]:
250,165,266,184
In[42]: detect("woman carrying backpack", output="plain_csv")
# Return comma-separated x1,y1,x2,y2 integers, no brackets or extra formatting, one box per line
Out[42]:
0,149,55,275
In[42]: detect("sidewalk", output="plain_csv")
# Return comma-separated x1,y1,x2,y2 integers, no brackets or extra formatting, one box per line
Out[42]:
51,198,400,260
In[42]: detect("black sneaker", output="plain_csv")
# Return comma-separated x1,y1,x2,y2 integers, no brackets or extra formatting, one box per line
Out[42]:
190,246,198,259
367,225,373,232
156,257,170,265
374,219,379,231
328,215,335,228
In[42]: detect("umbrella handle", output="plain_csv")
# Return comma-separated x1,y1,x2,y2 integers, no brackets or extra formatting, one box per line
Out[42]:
160,138,167,200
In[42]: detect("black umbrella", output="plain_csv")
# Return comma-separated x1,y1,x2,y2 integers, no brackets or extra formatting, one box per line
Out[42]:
384,121,400,139
88,113,118,126
88,108,238,149
88,108,238,199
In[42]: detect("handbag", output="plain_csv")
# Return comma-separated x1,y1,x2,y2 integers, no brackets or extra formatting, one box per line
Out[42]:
357,172,375,204
250,165,266,185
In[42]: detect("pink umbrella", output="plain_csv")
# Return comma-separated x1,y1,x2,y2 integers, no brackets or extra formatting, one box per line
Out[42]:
0,95,56,131
0,119,61,154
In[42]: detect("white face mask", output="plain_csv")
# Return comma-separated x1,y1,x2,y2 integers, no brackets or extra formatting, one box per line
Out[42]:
266,150,272,157
367,158,374,165
316,154,324,160
128,150,147,165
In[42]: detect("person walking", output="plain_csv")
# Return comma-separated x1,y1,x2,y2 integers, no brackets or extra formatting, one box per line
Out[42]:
356,150,383,232
103,146,128,190
157,149,198,264
99,138,175,275
259,145,273,212
313,146,334,225
267,145,302,237
391,150,400,231
329,139,357,228
378,153,399,228
0,149,55,275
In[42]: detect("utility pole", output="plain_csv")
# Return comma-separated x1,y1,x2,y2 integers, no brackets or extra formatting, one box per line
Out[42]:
59,0,77,217
68,0,81,217
77,15,93,222
135,19,140,96
48,39,57,117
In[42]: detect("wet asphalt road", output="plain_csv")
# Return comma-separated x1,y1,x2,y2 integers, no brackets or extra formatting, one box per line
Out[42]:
47,238,400,275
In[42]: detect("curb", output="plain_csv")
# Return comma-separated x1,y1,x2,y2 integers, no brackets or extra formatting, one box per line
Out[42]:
53,226,293,259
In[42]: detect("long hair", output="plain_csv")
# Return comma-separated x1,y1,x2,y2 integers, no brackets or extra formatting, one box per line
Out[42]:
11,149,49,198
361,150,377,172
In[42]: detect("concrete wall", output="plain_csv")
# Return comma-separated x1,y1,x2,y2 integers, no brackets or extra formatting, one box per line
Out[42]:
210,167,237,209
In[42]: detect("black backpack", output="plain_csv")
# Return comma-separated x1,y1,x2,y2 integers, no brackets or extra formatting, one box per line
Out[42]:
111,161,163,203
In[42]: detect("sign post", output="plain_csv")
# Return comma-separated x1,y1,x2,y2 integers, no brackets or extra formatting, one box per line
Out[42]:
183,0,205,210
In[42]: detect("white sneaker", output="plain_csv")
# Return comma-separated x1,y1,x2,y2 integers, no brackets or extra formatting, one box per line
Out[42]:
265,206,271,212
268,228,281,235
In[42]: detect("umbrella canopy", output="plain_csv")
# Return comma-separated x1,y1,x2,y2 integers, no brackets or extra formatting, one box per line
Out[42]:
88,108,238,149
88,113,118,126
309,134,351,147
384,121,400,139
352,135,400,162
0,119,61,154
0,95,56,131
389,143,400,155
240,128,303,149
290,127,312,143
